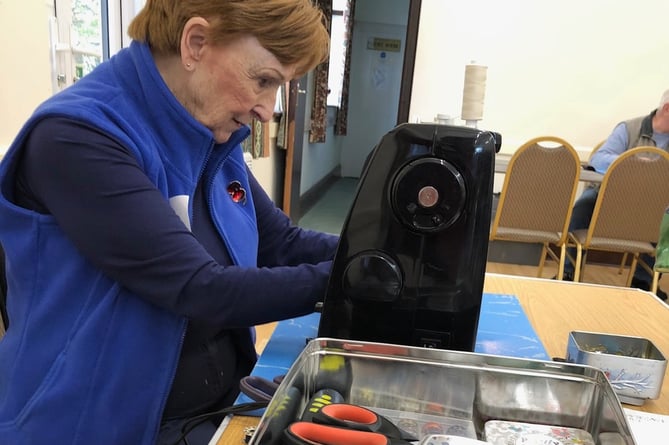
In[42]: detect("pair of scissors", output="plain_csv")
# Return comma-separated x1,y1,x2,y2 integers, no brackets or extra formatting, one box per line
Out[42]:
283,402,418,445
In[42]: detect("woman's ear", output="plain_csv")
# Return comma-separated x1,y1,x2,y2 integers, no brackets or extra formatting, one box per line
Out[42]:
180,17,210,69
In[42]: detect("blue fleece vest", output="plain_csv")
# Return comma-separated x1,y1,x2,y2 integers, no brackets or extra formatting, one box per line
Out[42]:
0,41,258,444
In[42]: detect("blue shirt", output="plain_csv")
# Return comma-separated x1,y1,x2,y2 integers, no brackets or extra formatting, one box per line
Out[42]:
591,122,669,173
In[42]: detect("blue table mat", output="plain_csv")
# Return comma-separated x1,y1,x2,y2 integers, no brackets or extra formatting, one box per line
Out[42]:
235,293,548,411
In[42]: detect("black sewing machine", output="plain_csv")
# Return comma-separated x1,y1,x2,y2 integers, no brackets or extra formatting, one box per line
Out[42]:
317,123,501,351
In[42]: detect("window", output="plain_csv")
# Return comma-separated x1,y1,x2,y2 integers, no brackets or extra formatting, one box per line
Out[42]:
50,0,143,92
327,0,350,107
71,0,104,79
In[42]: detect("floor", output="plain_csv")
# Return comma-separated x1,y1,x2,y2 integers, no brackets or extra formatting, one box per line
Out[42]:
297,177,669,294
298,177,359,235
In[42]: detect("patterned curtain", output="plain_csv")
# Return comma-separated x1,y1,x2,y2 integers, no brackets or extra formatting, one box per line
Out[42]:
275,82,290,150
309,0,332,143
241,120,269,158
334,0,356,136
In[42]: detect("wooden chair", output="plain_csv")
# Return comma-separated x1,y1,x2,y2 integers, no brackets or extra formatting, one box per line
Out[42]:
587,139,634,275
567,147,669,284
490,136,581,279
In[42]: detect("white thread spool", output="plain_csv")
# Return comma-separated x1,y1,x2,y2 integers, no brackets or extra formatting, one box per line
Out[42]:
461,63,488,127
435,114,455,125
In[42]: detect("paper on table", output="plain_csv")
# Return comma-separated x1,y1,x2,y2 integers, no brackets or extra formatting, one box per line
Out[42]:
624,408,669,444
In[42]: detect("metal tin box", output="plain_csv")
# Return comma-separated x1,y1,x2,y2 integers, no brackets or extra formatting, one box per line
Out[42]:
566,330,667,406
249,338,635,444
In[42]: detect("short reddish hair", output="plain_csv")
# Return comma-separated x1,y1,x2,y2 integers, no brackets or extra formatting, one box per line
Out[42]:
128,0,329,76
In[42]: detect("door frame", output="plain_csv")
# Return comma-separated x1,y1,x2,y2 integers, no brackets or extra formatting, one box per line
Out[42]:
282,77,308,219
397,0,421,125
284,0,421,220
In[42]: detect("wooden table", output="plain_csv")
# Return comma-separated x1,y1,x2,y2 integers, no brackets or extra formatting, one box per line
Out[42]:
495,153,604,183
213,273,669,444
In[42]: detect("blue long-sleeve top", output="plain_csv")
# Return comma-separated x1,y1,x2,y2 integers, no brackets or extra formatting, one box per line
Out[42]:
15,117,337,327
14,116,339,419
0,41,339,445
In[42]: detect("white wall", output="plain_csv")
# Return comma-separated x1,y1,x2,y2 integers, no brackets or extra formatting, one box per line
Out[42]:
356,0,409,25
8,0,669,191
0,0,142,153
250,122,282,202
410,0,669,157
0,0,53,152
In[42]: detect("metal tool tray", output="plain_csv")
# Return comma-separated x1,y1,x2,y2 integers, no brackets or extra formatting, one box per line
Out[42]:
567,330,667,406
249,337,635,444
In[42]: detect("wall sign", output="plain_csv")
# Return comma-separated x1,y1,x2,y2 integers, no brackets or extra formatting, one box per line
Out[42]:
367,37,402,52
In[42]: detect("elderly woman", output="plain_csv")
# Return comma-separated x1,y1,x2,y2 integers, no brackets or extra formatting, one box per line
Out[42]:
0,1,335,444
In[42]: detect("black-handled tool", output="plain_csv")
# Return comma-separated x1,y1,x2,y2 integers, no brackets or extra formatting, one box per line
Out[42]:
257,386,302,445
300,388,345,422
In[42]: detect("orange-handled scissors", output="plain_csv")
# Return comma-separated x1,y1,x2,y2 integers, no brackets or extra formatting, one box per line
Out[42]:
284,402,417,444
283,422,416,445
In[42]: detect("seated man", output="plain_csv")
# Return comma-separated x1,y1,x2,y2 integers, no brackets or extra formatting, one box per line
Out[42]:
563,89,669,299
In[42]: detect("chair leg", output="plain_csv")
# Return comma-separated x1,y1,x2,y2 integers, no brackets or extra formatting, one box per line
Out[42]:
636,255,655,277
652,270,661,294
626,254,639,287
537,244,547,278
618,253,627,274
574,245,583,282
557,244,566,280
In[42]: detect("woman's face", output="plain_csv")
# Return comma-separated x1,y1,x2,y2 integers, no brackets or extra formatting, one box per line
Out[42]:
186,35,296,143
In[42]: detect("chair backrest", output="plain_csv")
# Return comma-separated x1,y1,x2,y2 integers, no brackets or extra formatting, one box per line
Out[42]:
586,147,669,245
588,140,606,164
491,136,581,243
